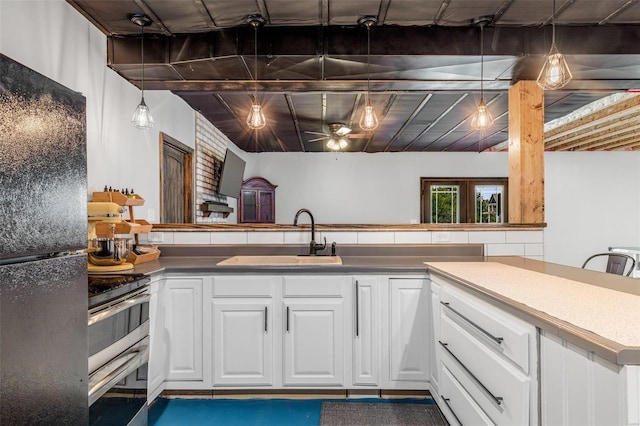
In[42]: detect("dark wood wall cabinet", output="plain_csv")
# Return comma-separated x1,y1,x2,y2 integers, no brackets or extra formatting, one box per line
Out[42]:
239,177,277,223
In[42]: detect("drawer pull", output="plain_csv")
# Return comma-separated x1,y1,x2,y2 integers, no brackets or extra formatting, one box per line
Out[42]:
440,395,464,426
441,301,504,345
439,341,504,408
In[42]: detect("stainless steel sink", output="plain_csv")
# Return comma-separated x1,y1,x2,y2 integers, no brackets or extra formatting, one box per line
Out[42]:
217,255,342,266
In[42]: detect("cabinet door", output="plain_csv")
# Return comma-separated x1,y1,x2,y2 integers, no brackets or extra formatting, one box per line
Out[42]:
148,277,166,402
388,278,430,384
165,277,203,381
353,277,379,386
212,301,273,386
258,190,274,223
241,190,258,222
283,300,344,386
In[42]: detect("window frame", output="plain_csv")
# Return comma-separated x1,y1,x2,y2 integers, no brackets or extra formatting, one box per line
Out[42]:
420,177,508,224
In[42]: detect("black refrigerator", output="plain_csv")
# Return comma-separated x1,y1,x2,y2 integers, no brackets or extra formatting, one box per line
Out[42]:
0,54,89,424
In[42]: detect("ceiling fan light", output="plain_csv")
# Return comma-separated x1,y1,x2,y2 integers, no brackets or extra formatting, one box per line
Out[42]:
537,49,572,90
326,137,340,151
360,104,379,131
471,99,493,130
131,97,154,130
338,137,349,149
246,103,266,129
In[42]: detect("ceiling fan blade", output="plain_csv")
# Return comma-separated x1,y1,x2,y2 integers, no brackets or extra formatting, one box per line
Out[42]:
304,131,330,136
307,137,328,142
346,133,368,138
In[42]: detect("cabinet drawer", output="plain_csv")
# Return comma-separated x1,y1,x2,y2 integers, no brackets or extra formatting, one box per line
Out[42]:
440,285,532,373
212,276,276,297
440,364,494,426
440,314,530,426
282,276,344,297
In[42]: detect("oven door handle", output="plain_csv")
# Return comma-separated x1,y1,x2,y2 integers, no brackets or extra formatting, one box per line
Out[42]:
88,293,151,326
88,337,149,406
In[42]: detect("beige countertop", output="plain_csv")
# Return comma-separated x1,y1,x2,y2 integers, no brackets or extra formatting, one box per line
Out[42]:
426,261,640,365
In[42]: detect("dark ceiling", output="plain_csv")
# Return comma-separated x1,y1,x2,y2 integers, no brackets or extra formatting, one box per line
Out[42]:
67,0,640,152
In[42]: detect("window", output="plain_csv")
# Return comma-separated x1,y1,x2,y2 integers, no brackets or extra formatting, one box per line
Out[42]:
421,178,508,224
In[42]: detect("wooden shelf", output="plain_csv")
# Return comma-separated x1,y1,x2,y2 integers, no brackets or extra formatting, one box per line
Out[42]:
92,191,144,206
95,219,153,236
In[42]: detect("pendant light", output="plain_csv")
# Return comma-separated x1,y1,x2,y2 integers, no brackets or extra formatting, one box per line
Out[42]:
129,13,154,130
537,0,572,90
471,17,494,131
358,16,379,131
246,15,266,130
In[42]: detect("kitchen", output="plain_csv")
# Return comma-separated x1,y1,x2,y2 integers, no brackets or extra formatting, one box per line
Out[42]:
1,0,639,425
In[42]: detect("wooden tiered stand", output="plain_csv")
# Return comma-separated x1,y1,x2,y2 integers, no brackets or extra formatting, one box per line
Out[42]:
92,191,160,264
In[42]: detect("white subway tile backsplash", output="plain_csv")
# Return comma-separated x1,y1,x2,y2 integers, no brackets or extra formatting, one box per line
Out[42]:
284,231,317,244
468,231,506,244
247,232,285,244
486,243,525,256
524,243,544,256
357,232,395,244
432,231,469,244
394,231,433,244
211,232,248,244
506,230,544,244
173,232,211,245
322,232,358,244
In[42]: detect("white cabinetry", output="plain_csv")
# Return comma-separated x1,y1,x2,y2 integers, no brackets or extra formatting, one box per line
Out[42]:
148,275,166,402
211,275,276,387
432,275,537,426
352,276,380,387
164,276,204,382
282,276,347,387
383,278,430,388
540,331,640,425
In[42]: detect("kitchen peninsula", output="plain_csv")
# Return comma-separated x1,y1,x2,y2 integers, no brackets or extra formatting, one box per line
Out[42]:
132,241,639,426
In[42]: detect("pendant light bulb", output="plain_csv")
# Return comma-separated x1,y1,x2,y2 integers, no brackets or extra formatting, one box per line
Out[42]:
132,97,154,130
471,99,494,130
246,103,266,129
537,0,572,90
359,104,379,131
129,13,154,130
359,16,379,131
246,15,266,130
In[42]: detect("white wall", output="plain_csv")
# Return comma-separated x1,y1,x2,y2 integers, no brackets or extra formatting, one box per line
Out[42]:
0,0,195,221
244,152,509,224
245,150,640,268
544,152,640,267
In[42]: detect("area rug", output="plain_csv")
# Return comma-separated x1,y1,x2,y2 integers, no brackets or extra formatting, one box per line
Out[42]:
320,401,447,426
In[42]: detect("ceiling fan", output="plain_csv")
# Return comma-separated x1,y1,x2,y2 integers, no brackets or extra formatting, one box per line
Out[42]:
305,123,367,151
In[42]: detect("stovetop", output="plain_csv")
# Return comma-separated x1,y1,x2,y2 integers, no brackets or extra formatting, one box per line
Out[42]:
88,273,150,309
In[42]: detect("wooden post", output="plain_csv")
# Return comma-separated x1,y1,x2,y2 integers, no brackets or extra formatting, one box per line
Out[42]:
508,81,545,224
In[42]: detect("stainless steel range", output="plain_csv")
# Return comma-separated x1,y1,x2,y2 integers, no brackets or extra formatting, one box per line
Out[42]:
88,273,151,426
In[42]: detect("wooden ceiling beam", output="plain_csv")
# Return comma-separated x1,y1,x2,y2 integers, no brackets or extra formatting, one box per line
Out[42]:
577,132,640,151
545,95,640,141
547,115,640,150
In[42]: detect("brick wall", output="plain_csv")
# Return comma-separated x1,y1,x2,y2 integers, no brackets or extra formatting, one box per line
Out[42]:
195,112,231,223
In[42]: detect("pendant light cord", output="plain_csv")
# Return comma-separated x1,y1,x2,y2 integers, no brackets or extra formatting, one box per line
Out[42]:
254,23,258,103
141,24,145,98
551,0,557,48
366,23,371,104
480,24,484,101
